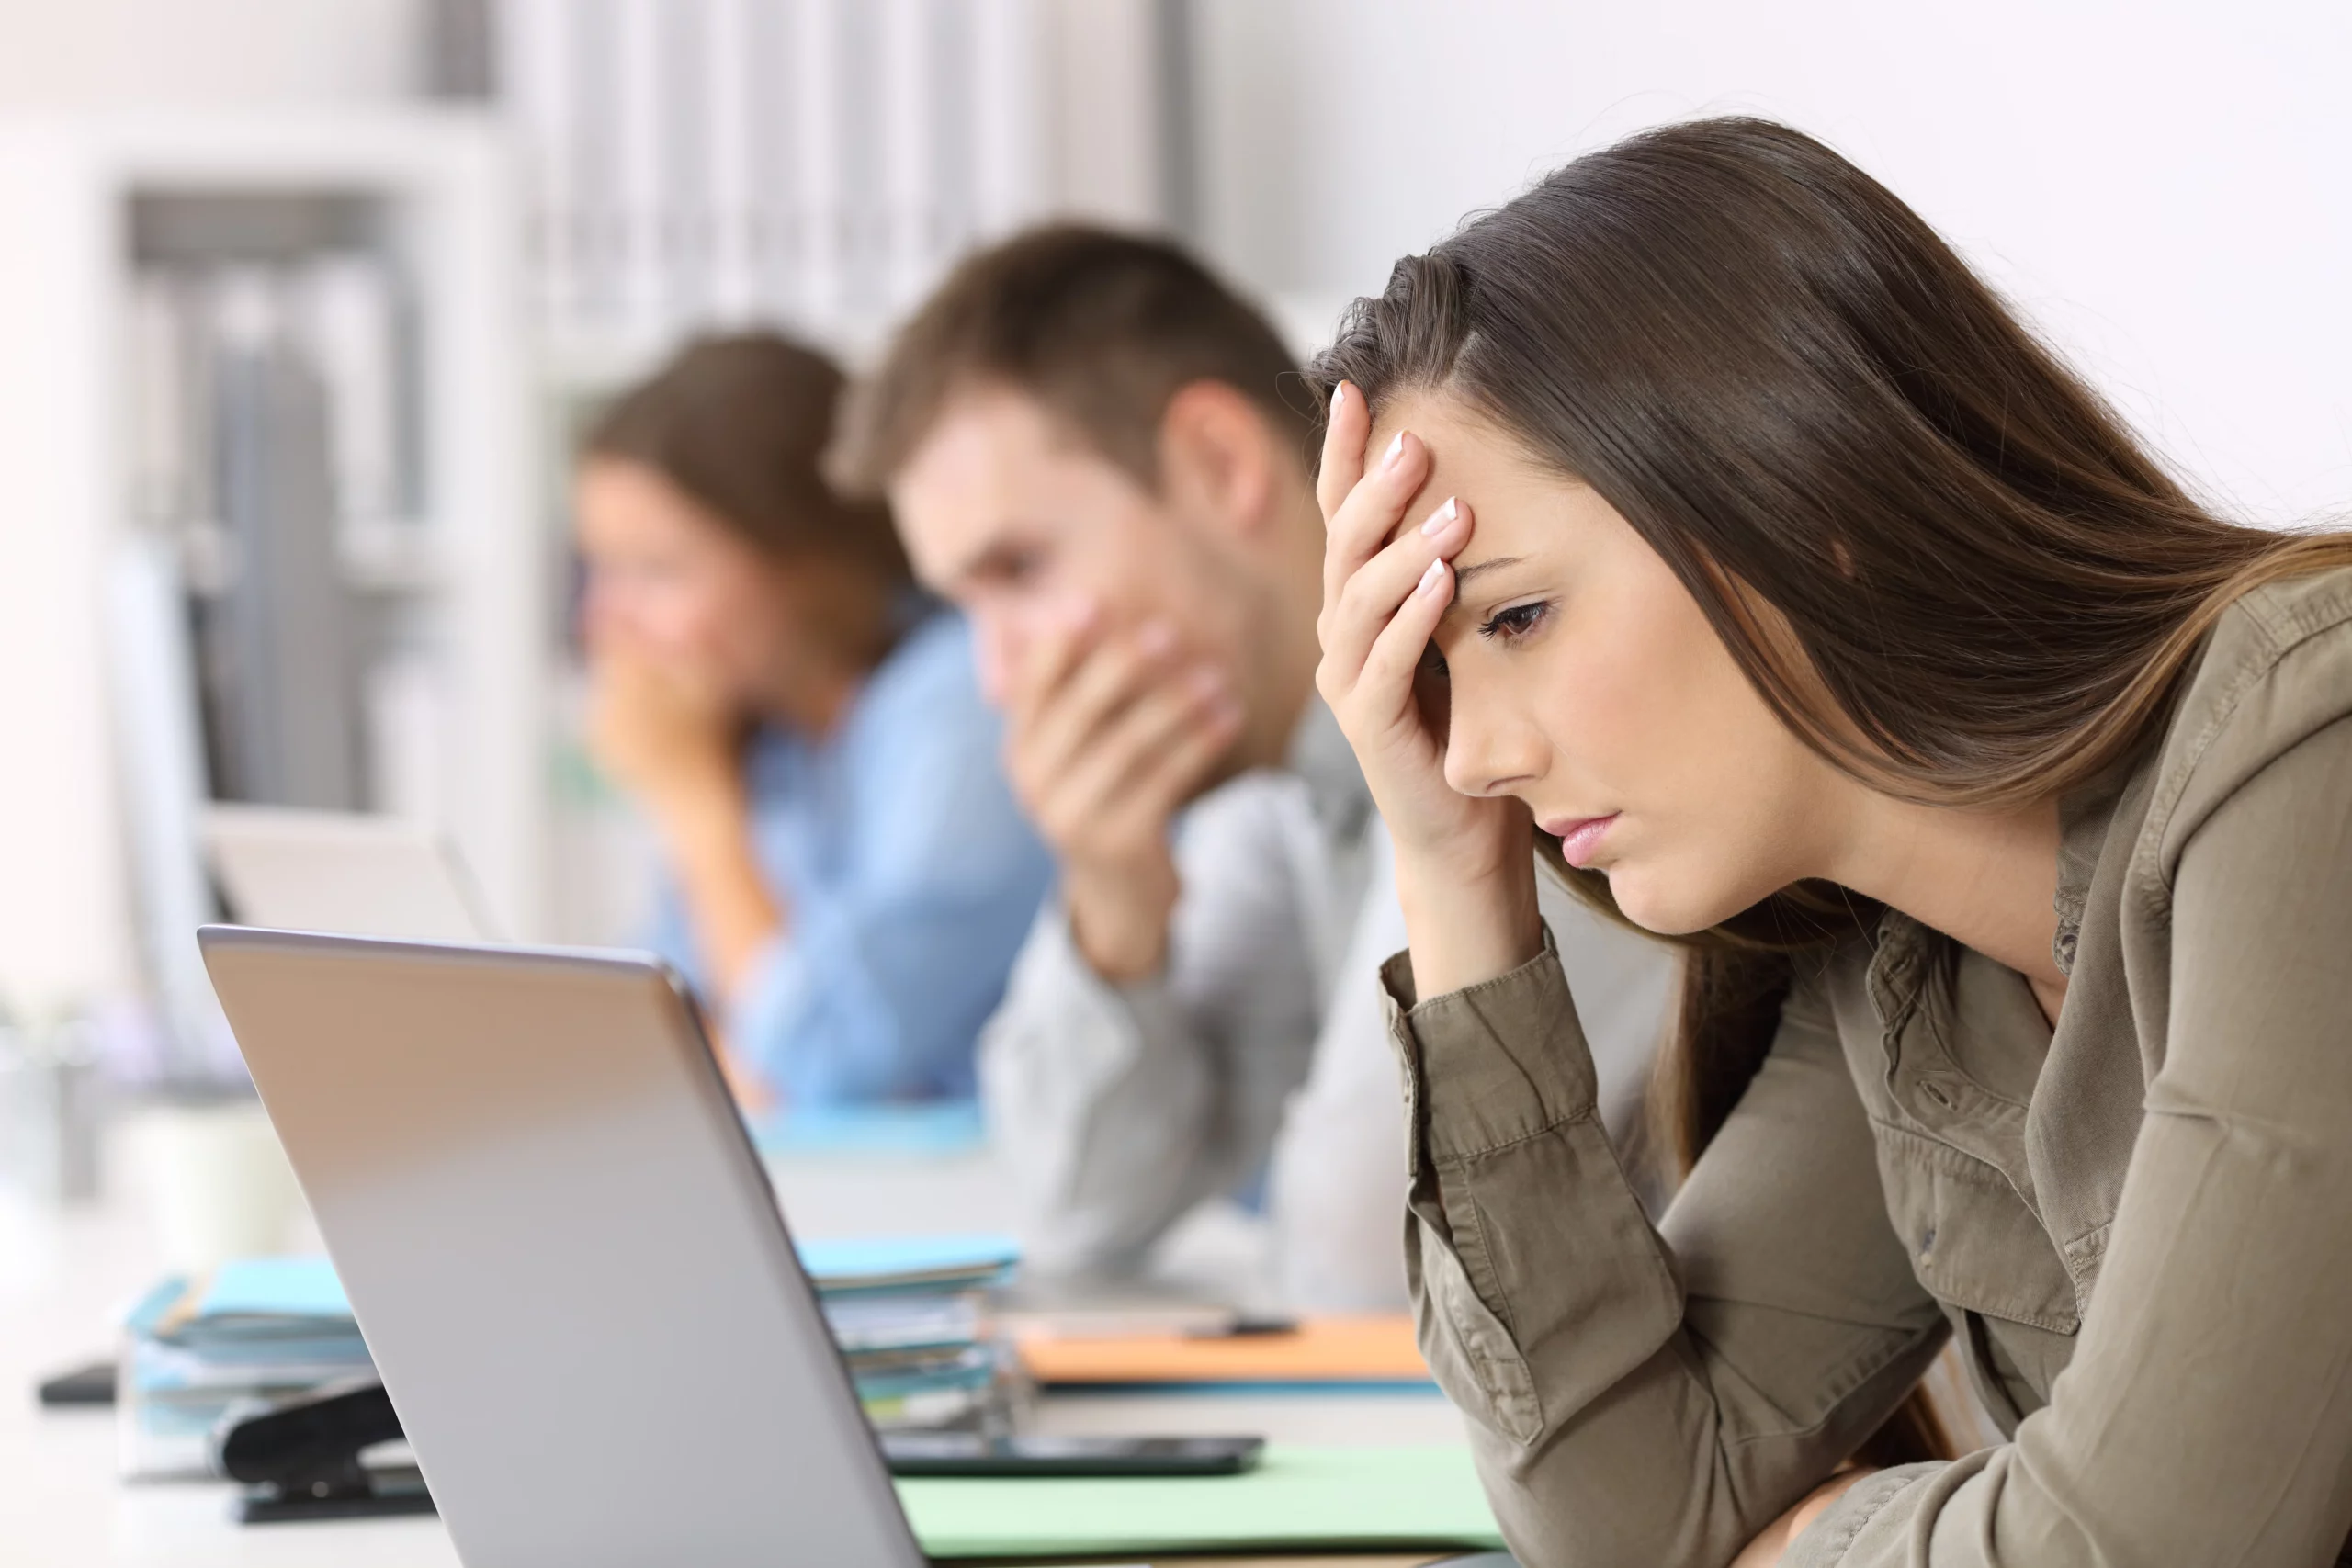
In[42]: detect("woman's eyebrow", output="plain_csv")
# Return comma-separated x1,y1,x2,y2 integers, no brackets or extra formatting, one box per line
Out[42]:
1451,555,1527,590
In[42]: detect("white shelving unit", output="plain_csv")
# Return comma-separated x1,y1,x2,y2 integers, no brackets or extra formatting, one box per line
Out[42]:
0,111,544,1047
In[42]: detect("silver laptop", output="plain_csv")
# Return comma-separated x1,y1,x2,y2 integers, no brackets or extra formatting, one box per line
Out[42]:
197,926,926,1566
202,806,499,942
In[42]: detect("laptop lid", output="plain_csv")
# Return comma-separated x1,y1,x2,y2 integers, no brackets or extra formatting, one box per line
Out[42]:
197,926,927,1568
202,806,501,943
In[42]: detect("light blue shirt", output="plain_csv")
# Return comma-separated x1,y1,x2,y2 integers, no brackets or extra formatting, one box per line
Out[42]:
645,605,1052,1105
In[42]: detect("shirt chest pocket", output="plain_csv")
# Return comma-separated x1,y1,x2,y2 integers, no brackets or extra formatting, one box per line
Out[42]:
1872,1121,2082,1335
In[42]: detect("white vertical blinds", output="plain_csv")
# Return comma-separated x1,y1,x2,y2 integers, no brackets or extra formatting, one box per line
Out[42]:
500,0,1046,345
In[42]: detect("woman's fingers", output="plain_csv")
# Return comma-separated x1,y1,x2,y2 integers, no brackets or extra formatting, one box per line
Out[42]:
1315,380,1371,522
1320,495,1472,682
1319,421,1433,619
1352,554,1455,735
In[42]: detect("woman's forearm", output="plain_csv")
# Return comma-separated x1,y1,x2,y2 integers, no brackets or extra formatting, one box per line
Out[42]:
656,784,786,998
1393,951,1947,1567
1732,1472,1873,1567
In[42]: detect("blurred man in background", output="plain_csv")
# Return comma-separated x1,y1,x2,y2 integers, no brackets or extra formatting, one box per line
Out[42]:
833,228,1673,1307
577,333,1051,1109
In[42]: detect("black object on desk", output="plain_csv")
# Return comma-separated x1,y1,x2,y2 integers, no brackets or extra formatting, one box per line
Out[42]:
213,1381,436,1524
879,1432,1264,1477
37,1358,118,1407
1184,1311,1301,1339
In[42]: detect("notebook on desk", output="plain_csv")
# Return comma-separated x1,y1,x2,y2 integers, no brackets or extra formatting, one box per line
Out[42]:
1018,1314,1437,1392
898,1444,1501,1557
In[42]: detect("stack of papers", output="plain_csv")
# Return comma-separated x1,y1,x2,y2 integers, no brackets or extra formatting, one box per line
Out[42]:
798,1235,1022,1432
119,1259,379,1479
117,1235,1024,1478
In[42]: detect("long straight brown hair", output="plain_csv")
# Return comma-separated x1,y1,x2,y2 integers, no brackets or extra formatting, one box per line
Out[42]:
1306,117,2352,1463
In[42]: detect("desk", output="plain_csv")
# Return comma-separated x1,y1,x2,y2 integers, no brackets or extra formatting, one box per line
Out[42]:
2,1176,1476,1568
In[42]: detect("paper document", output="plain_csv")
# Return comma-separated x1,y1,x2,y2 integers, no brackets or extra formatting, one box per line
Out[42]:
1016,1314,1433,1388
896,1444,1504,1557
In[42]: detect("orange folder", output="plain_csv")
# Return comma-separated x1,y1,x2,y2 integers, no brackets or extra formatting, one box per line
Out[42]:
1015,1314,1432,1387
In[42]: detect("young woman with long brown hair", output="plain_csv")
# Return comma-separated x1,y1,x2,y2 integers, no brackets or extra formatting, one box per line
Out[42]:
1309,118,2352,1567
576,333,1050,1108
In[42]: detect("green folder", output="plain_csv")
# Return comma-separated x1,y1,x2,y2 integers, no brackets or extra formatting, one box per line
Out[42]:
896,1444,1507,1559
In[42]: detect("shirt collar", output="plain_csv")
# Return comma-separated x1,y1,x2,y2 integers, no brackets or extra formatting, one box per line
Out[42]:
2051,765,2128,978
1283,695,1376,843
1865,762,2133,1031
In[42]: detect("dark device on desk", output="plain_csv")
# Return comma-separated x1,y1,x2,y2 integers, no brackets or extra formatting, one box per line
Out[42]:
879,1432,1262,1477
195,927,1272,1563
213,1381,433,1523
216,1381,1261,1519
35,1359,117,1407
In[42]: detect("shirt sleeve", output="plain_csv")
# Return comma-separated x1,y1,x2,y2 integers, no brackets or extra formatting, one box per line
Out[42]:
1790,714,2352,1567
639,874,697,984
978,774,1321,1276
1386,926,1948,1568
1264,828,1412,1309
725,682,1053,1106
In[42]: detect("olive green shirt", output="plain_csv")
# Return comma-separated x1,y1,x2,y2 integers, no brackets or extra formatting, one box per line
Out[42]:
1383,567,2352,1567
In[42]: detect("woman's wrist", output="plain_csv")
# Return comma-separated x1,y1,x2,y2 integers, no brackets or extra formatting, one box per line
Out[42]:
1395,845,1544,1000
658,784,787,994
650,770,752,866
1730,1469,1875,1568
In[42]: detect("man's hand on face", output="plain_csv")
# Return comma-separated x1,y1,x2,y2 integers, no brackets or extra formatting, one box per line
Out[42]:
1001,602,1245,983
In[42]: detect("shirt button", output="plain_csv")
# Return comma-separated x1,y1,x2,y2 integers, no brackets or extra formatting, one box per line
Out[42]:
1919,1226,1937,1259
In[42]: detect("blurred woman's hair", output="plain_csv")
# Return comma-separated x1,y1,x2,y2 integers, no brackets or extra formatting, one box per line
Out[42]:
586,332,910,582
1306,115,2352,1466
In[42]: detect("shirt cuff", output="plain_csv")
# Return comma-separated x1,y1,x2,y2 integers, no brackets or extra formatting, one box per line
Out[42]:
1010,897,1193,1070
1380,921,1601,1160
1783,1463,1944,1568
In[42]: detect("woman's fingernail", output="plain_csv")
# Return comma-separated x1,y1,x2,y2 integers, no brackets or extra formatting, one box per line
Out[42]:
1383,432,1406,470
1420,496,1459,536
1329,382,1347,417
1418,558,1448,598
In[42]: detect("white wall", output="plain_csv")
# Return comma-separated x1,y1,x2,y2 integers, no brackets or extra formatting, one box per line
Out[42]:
1190,0,2352,525
1041,0,1172,230
0,0,419,107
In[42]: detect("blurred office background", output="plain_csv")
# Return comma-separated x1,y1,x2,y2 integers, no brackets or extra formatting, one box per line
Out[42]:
0,0,2344,1090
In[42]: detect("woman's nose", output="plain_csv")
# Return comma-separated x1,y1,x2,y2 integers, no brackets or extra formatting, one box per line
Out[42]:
1443,699,1544,797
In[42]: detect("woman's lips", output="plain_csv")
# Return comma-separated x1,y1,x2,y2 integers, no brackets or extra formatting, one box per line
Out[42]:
1544,813,1620,870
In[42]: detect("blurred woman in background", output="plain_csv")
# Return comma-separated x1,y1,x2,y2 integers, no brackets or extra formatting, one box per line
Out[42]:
575,333,1051,1109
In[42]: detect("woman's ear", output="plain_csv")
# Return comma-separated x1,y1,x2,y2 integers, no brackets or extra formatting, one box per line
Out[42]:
1155,379,1279,544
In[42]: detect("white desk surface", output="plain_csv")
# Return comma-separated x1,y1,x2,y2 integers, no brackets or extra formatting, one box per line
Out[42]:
2,1169,1473,1568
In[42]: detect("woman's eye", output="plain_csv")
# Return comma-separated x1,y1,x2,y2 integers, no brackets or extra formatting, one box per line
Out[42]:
1478,601,1551,642
1418,641,1450,680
